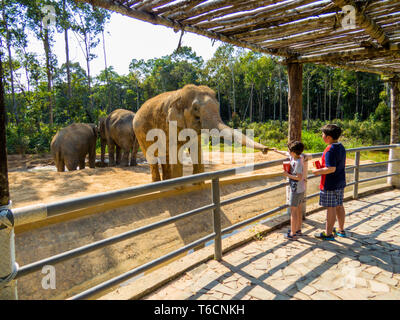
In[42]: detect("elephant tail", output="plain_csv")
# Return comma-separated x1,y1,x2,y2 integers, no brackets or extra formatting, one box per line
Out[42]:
54,150,62,166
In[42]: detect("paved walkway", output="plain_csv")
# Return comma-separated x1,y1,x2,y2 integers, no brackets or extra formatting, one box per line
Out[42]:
144,190,400,300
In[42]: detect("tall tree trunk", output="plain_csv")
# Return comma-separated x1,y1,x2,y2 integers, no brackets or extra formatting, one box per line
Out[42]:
249,82,254,122
324,77,327,121
42,26,54,126
273,85,277,120
63,0,72,100
0,48,10,206
1,0,18,124
307,76,310,130
355,75,359,116
102,30,112,113
336,87,341,119
279,69,282,124
360,87,364,119
231,64,235,116
328,77,332,121
83,31,93,118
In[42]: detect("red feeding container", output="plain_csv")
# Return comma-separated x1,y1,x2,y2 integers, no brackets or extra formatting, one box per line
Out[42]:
313,160,322,169
283,161,290,173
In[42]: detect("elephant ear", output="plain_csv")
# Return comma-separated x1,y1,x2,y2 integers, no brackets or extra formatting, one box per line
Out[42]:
167,92,186,128
88,123,98,137
98,117,106,138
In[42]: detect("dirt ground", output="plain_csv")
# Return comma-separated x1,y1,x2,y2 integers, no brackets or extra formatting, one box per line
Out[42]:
7,150,372,209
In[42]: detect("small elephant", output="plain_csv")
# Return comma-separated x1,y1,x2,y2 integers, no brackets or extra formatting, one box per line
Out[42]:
99,108,139,166
51,123,98,172
133,84,269,182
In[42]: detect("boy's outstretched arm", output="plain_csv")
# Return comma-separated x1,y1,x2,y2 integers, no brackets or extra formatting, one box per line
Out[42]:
312,166,336,175
271,148,288,156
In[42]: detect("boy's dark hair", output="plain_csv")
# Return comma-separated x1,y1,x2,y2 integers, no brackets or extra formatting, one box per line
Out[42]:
321,124,342,140
288,141,304,155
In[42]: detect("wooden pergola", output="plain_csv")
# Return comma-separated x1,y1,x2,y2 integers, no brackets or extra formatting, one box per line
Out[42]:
1,0,400,207
79,0,400,144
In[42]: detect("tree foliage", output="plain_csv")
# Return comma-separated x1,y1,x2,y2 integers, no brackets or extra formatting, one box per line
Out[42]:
0,1,392,154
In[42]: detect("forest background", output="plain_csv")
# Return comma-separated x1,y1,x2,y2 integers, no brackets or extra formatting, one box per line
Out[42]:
1,0,393,160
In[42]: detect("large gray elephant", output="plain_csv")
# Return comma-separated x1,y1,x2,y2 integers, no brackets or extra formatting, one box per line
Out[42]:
51,123,98,172
99,108,139,166
132,84,269,182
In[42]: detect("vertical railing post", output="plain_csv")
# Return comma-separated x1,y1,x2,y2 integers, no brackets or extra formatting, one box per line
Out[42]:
0,204,18,300
353,151,360,199
211,178,222,261
302,155,309,219
388,145,400,188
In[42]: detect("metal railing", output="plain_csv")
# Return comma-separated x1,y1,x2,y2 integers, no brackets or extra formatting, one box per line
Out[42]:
1,144,400,300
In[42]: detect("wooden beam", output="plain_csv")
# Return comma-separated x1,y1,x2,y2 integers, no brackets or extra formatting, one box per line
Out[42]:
195,1,334,30
287,62,303,143
79,0,296,58
287,47,400,64
312,60,397,77
332,0,391,47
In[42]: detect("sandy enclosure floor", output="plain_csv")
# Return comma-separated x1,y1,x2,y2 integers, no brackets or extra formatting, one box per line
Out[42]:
7,151,373,209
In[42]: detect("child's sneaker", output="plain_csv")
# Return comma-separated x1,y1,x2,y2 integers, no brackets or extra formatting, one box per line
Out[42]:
285,233,297,241
333,227,346,238
287,229,302,236
314,231,335,241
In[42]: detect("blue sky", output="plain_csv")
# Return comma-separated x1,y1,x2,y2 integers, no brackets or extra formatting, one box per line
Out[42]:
28,11,221,78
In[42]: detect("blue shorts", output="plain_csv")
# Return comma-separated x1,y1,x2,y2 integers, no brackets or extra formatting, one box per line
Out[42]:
319,189,344,207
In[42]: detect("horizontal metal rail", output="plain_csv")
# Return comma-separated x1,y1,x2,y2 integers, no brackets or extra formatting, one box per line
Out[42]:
15,202,217,279
358,172,400,184
69,232,217,300
221,204,288,236
9,144,400,300
220,181,289,206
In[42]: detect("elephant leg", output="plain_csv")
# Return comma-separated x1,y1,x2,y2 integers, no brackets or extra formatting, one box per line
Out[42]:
192,136,205,175
150,163,161,182
88,145,96,169
79,156,86,170
161,164,172,180
116,145,122,165
170,163,183,179
56,158,65,172
100,139,106,165
130,139,139,166
108,140,116,166
121,150,129,167
65,158,78,171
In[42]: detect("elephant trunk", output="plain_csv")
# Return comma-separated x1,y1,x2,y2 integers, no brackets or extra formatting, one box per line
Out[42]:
216,122,269,152
202,115,269,152
100,138,106,165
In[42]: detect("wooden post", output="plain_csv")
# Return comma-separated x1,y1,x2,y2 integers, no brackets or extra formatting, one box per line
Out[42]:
0,46,18,300
287,62,303,143
211,178,222,261
388,78,400,188
353,151,360,199
390,78,399,144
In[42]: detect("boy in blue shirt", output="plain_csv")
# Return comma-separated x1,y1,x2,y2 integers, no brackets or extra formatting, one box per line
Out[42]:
312,124,346,240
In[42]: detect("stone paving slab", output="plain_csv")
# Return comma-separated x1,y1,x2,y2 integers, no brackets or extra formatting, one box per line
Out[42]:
144,190,400,300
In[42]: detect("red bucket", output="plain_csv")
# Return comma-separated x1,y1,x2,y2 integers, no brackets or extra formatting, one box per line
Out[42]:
283,161,290,173
313,160,322,169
